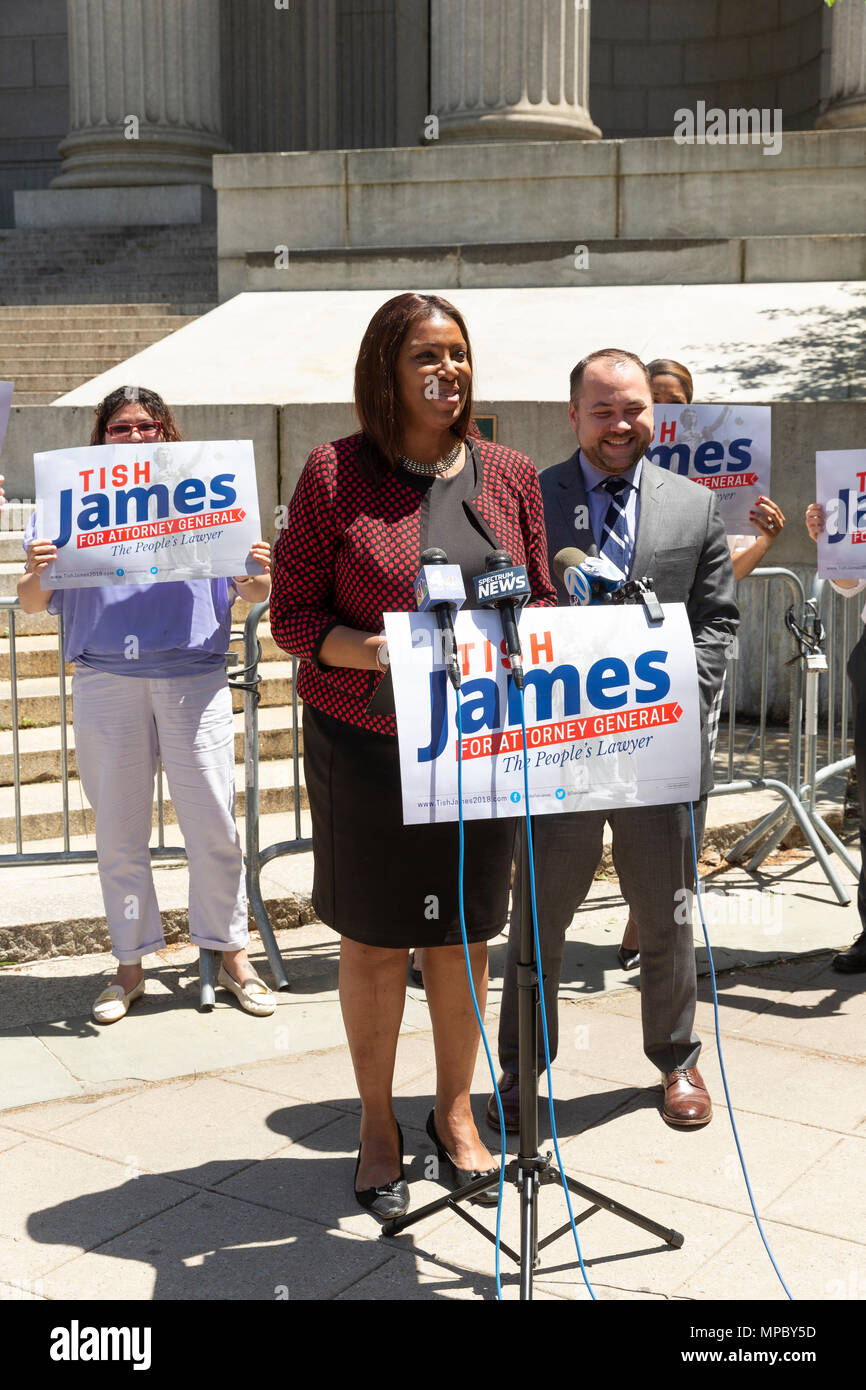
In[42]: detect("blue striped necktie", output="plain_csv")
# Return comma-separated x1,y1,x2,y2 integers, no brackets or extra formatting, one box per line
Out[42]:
599,476,630,571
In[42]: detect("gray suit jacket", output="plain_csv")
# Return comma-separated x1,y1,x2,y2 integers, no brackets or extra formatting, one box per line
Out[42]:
541,449,739,796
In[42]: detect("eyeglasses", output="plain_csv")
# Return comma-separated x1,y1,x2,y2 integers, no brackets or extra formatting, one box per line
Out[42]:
105,421,164,439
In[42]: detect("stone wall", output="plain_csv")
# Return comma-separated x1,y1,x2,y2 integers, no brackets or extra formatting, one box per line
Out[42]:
589,0,832,140
0,0,68,227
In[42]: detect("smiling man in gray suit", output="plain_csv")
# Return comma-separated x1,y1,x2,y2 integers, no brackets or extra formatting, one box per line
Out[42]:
490,348,738,1129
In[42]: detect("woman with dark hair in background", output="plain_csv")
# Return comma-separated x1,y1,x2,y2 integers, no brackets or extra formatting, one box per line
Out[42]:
618,359,786,970
270,293,556,1218
19,387,274,1022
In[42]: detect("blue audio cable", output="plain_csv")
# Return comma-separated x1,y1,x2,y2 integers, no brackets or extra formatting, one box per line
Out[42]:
687,801,794,1300
454,689,507,1300
517,688,598,1300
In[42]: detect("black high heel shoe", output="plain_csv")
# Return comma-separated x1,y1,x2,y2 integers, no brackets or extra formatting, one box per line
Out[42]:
408,950,424,990
617,916,640,971
354,1122,410,1219
426,1109,499,1207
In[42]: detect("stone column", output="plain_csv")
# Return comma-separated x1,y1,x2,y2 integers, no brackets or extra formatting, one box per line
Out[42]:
816,0,866,130
430,0,600,142
53,0,230,187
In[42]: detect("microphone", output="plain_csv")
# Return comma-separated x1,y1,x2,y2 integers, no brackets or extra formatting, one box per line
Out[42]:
554,546,665,623
472,549,530,689
553,547,625,606
414,547,466,690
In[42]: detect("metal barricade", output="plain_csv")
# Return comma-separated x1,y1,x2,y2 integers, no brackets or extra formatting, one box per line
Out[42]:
225,598,309,996
0,596,182,865
715,568,858,904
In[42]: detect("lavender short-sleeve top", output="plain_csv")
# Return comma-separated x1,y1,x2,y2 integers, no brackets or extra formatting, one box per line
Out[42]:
24,513,237,677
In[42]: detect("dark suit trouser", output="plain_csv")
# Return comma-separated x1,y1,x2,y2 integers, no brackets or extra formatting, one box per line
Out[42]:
847,634,866,932
498,798,707,1077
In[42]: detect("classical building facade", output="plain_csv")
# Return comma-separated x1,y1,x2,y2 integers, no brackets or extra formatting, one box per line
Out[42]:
2,0,864,227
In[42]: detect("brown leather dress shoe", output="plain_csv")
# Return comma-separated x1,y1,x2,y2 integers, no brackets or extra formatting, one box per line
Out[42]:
487,1072,520,1132
661,1067,712,1127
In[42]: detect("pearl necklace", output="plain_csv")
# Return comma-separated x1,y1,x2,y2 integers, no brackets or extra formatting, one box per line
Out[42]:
400,438,462,477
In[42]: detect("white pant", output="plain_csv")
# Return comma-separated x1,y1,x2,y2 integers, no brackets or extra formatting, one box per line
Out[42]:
73,667,248,962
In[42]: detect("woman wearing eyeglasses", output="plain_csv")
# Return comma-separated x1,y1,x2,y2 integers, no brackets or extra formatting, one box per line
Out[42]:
18,387,274,1022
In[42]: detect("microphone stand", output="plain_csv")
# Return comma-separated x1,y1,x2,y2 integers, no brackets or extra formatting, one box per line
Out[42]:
383,718,684,1298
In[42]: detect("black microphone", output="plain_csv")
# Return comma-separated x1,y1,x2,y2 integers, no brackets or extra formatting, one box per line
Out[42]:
472,549,530,689
414,547,466,690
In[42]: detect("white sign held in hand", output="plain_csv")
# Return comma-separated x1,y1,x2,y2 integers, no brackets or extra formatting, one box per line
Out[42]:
34,439,263,589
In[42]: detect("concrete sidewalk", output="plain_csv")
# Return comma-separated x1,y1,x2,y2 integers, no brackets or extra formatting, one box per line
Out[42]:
0,845,864,1302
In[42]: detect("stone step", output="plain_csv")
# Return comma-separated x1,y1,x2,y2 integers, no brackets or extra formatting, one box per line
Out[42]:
0,753,306,845
0,298,215,311
0,626,284,678
3,376,113,391
0,661,295,724
245,232,866,291
0,303,209,317
0,566,31,595
0,359,144,374
2,258,215,274
0,227,216,242
0,332,193,347
0,608,60,636
0,532,28,560
0,393,63,405
0,702,300,786
0,806,314,961
0,636,71,680
1,282,216,297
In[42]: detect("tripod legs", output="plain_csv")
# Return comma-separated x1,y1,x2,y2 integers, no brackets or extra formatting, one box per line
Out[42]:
382,819,685,1296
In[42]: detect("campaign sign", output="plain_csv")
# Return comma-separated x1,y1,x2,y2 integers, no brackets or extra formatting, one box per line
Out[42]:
385,605,701,825
0,381,12,460
646,404,771,535
816,449,866,579
34,440,263,589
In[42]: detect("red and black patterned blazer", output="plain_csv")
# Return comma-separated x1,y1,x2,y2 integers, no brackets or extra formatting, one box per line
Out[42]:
270,432,557,734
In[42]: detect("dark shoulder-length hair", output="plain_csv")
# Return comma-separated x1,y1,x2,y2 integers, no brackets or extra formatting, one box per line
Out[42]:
646,358,694,403
90,386,184,445
354,293,477,480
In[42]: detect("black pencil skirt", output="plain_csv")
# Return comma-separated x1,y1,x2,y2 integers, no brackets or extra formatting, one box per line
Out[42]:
302,702,516,947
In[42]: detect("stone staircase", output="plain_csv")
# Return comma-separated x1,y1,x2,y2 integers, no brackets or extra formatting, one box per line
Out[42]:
0,303,210,404
0,532,305,850
0,224,218,306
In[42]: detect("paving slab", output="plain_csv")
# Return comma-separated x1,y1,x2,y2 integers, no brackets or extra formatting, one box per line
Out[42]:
0,1137,192,1285
764,1136,866,1242
2,1089,140,1135
213,1111,452,1243
676,1221,866,1303
48,1076,338,1182
40,1192,394,1302
554,1096,841,1222
0,1126,26,1153
0,1026,82,1108
380,1172,750,1301
730,978,866,1059
666,1033,864,1135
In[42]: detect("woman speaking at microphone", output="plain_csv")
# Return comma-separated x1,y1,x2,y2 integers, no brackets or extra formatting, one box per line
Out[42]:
270,293,555,1218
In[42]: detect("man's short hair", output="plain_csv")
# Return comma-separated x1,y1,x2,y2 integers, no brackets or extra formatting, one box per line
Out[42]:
570,349,652,403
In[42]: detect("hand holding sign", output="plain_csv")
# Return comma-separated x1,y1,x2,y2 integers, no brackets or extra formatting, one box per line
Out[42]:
648,404,771,535
815,450,866,579
35,439,263,590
